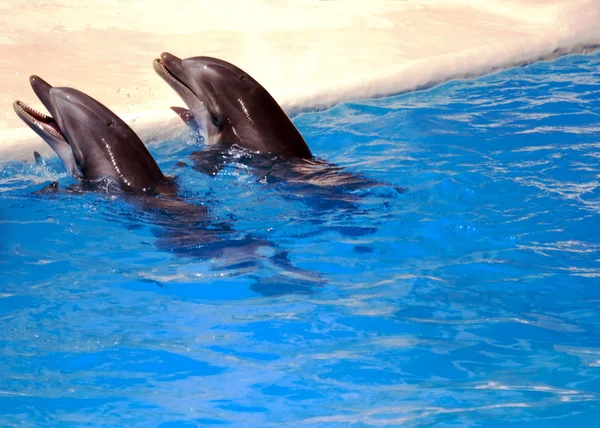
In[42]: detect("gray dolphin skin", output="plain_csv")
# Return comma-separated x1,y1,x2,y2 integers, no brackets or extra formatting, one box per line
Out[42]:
153,52,313,159
14,76,166,192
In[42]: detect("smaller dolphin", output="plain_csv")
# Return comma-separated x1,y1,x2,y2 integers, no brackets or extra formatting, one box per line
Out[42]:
154,53,313,159
14,76,167,193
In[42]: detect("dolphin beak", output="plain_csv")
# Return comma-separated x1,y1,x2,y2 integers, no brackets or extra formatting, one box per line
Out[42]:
12,99,62,141
13,77,64,142
30,75,60,120
161,52,182,65
157,52,188,83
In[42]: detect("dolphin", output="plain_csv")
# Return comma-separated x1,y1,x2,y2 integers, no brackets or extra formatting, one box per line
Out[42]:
13,76,324,294
153,53,313,159
14,76,167,193
153,54,405,196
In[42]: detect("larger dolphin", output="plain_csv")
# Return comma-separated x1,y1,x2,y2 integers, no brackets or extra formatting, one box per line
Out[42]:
153,53,403,195
153,53,312,159
14,76,167,193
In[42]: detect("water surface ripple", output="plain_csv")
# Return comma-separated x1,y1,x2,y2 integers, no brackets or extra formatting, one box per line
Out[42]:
1,53,600,426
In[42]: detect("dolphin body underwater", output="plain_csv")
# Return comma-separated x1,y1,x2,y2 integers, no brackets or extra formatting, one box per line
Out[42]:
13,76,323,296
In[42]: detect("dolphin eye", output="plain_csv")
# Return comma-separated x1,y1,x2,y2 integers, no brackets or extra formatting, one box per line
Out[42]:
210,112,221,127
106,119,114,127
239,74,246,80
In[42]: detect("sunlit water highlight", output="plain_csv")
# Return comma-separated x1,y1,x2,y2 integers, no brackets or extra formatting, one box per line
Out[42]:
1,52,600,426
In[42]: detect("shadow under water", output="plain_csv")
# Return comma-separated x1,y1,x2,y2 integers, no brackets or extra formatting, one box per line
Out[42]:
29,175,325,297
189,145,405,210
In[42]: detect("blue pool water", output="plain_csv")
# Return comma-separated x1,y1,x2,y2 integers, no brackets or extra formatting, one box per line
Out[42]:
2,52,600,426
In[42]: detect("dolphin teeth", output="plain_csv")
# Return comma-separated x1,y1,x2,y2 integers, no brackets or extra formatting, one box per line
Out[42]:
16,101,51,121
158,60,177,80
15,101,63,139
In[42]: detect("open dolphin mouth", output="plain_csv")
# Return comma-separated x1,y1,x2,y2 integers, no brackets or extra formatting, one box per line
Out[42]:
13,100,64,140
154,57,189,91
154,58,173,78
154,54,222,130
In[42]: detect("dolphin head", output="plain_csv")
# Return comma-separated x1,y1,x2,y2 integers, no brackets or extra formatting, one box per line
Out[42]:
14,76,166,192
154,53,222,143
154,53,312,158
